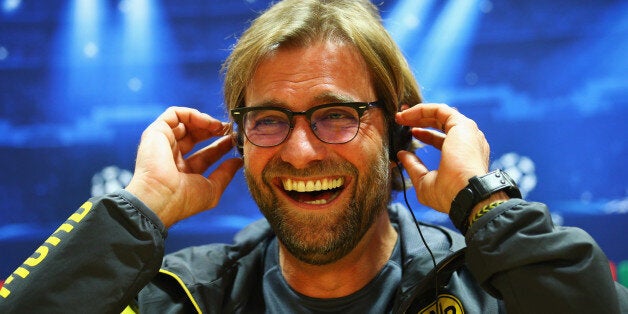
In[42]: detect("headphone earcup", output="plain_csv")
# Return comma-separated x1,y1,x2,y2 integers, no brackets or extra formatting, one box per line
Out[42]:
235,131,244,155
389,124,412,162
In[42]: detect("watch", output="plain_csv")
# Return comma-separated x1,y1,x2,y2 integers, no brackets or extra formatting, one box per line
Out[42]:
449,170,522,234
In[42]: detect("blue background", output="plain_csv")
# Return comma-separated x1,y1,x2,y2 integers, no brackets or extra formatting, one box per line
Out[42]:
1,0,626,280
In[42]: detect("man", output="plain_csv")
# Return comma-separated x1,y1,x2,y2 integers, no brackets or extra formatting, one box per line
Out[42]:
1,0,626,313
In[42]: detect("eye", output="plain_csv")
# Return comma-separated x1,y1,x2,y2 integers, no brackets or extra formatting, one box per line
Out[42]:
245,110,290,134
326,112,348,120
255,116,283,126
315,107,359,123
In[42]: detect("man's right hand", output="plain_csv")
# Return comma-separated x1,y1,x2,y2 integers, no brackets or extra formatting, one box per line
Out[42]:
125,106,243,228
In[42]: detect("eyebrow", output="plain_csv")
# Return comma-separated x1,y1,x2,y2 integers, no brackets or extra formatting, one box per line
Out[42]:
248,92,357,108
314,92,355,104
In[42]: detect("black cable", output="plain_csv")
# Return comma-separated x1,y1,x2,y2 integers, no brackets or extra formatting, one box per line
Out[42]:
395,161,437,269
395,160,441,312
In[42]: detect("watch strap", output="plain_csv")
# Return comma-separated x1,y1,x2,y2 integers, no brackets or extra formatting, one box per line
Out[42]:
449,170,521,234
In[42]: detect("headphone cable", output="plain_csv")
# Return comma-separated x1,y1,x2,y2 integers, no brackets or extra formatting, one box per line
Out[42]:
395,160,441,312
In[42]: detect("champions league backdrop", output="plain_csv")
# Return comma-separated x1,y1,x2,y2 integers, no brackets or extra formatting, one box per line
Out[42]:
1,0,626,284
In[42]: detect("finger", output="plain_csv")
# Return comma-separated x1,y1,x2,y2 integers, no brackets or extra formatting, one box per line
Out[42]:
138,121,179,169
158,106,221,132
204,158,244,208
186,135,236,174
397,150,448,211
159,107,229,155
177,122,230,157
172,122,187,141
397,150,429,183
412,128,446,150
396,103,462,132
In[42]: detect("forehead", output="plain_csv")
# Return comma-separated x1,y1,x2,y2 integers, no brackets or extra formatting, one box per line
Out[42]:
244,40,375,108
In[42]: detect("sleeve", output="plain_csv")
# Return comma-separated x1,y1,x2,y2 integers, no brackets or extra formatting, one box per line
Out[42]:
465,199,628,314
0,190,167,313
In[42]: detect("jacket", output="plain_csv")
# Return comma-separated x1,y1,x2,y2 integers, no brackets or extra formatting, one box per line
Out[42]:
1,189,626,313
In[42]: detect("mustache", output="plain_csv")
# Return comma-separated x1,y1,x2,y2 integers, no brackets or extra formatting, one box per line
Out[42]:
261,157,358,180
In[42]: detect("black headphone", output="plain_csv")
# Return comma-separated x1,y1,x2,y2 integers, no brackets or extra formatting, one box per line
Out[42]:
234,127,244,155
388,122,412,162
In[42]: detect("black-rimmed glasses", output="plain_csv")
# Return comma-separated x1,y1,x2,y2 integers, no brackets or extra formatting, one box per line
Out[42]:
231,101,382,147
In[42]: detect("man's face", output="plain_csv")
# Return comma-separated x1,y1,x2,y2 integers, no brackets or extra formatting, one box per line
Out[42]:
243,40,392,265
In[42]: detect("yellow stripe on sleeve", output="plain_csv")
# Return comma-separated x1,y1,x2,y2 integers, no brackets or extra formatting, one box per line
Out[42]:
158,269,203,314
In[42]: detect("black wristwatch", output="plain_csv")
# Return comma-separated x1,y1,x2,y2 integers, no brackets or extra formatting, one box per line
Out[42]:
449,170,521,235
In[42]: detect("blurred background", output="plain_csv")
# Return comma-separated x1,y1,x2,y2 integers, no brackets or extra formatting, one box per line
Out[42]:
1,0,626,284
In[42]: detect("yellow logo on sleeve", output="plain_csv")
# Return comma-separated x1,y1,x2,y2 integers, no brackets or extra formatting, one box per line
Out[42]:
418,294,464,314
1,201,93,299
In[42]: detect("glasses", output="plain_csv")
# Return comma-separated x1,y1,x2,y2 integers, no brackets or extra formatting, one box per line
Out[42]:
231,101,382,147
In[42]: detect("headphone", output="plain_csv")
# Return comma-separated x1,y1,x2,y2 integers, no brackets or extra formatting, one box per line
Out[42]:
234,128,244,155
388,122,412,162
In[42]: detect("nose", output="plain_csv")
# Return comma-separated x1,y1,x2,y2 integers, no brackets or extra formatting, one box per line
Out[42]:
278,116,326,169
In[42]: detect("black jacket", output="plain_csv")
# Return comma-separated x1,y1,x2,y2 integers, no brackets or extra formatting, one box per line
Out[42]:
1,190,626,313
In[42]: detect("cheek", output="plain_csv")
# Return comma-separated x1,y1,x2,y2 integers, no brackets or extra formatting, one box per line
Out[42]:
357,112,388,151
355,124,387,154
243,145,272,175
334,136,386,171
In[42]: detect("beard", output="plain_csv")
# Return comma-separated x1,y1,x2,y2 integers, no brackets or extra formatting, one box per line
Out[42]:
244,148,392,265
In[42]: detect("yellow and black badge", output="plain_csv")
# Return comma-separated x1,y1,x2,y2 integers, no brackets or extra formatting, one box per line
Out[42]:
418,294,464,314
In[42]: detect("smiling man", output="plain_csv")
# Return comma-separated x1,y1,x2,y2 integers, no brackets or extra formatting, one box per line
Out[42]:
243,40,394,269
1,0,627,313
241,40,399,301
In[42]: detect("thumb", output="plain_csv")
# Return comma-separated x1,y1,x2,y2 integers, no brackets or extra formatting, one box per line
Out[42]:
397,150,428,186
397,150,444,212
203,158,244,208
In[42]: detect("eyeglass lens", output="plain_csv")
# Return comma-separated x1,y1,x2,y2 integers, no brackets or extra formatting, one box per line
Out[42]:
242,105,361,147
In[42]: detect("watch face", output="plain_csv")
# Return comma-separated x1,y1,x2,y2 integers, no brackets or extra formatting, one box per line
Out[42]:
504,173,517,186
495,170,522,198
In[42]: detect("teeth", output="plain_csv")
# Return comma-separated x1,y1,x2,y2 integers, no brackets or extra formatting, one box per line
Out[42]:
282,177,344,192
305,199,327,205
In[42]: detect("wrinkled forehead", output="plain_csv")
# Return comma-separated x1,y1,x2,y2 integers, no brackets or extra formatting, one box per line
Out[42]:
244,39,375,109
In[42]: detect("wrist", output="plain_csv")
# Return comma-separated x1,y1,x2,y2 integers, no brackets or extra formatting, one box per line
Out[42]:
449,170,521,235
125,178,176,227
467,191,509,225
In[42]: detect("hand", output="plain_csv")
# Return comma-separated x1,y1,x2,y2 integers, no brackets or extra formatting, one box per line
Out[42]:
125,106,243,227
395,103,490,214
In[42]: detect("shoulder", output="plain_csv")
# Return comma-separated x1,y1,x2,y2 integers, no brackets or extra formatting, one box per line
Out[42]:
138,219,274,312
388,203,465,261
161,218,274,285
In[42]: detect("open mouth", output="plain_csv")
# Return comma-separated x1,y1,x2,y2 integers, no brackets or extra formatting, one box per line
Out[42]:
281,177,345,205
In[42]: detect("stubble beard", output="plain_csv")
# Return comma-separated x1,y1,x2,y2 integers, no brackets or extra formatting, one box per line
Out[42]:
244,150,392,265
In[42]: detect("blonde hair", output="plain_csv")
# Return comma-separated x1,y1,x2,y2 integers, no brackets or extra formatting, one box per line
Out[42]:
222,0,422,190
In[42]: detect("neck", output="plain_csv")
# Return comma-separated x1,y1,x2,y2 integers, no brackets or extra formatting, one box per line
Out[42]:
278,210,398,299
